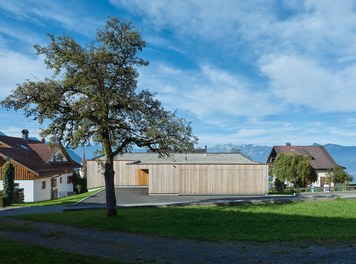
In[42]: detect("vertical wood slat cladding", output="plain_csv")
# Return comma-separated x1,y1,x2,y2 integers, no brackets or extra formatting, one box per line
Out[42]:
0,158,37,180
86,160,150,188
136,169,149,186
177,164,268,195
148,165,178,194
86,160,105,188
86,160,268,195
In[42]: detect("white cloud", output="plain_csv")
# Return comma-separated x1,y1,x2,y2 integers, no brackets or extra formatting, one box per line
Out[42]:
0,0,99,36
0,49,49,98
260,54,356,112
139,62,280,124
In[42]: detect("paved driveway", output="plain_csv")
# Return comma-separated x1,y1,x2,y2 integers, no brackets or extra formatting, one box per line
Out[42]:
76,187,341,208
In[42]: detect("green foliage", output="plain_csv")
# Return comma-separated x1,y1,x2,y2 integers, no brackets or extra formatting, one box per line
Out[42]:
2,161,15,206
0,17,197,216
327,166,353,185
274,178,286,192
72,171,87,194
12,189,101,207
0,194,5,208
271,153,317,187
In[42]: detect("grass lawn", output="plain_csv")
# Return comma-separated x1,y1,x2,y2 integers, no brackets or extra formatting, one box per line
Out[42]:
11,189,102,207
0,238,118,264
16,198,356,243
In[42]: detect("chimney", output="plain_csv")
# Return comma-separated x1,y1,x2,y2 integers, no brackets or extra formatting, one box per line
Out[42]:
205,145,208,156
22,129,29,141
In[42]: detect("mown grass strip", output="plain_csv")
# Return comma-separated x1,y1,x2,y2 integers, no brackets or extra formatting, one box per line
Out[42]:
11,188,102,207
16,198,356,243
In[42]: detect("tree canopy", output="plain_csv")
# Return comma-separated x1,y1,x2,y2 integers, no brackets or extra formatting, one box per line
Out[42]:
1,17,198,216
270,153,317,188
326,166,353,185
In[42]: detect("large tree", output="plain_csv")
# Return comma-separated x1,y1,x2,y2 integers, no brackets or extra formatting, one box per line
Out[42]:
270,153,317,188
1,17,197,217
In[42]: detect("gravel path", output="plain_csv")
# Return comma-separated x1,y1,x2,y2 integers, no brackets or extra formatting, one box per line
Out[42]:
1,217,356,263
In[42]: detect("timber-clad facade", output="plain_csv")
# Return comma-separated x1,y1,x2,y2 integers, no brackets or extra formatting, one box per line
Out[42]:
87,152,269,195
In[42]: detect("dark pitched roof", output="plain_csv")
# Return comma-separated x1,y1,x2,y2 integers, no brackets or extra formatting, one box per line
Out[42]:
267,145,338,169
0,135,80,176
28,143,57,162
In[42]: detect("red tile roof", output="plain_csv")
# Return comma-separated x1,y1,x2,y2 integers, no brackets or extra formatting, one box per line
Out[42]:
267,145,337,169
0,135,80,176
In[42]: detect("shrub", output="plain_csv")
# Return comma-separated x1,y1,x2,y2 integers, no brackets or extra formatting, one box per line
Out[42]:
0,191,5,207
72,171,87,194
274,178,286,192
0,196,5,207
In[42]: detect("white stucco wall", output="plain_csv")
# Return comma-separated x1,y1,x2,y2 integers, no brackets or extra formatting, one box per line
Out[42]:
1,173,74,202
33,178,51,202
0,180,35,202
56,173,74,198
17,180,35,202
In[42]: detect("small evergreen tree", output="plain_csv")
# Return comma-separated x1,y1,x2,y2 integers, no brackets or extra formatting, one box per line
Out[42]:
2,161,15,206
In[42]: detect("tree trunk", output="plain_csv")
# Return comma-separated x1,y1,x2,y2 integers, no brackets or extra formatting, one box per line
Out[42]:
104,157,117,217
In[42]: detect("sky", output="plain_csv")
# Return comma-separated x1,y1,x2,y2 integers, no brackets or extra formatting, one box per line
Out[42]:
1,0,356,147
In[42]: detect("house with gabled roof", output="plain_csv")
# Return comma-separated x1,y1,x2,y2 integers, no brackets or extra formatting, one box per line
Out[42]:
0,130,81,202
267,144,339,188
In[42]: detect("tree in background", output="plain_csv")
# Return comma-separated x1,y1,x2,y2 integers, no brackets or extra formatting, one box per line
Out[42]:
271,153,317,188
0,17,197,217
326,166,353,185
2,161,15,206
72,171,87,194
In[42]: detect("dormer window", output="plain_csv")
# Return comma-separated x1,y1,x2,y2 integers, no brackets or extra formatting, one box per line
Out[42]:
54,153,64,162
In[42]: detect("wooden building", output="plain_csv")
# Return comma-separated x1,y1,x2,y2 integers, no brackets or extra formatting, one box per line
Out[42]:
87,152,269,195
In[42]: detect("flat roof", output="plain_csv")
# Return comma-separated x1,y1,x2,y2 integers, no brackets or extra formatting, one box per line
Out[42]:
108,152,258,164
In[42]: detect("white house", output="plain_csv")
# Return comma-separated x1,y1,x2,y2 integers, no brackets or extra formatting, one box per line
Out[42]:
0,130,81,202
267,145,339,188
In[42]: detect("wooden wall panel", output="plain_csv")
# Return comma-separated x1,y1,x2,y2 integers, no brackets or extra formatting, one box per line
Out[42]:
177,164,268,195
0,158,37,181
86,159,269,195
136,169,149,186
148,165,178,194
86,160,105,189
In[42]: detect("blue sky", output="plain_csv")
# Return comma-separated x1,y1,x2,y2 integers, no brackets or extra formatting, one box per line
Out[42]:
1,0,356,147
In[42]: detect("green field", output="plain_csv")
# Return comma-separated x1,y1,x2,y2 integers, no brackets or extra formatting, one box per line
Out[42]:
17,198,356,242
